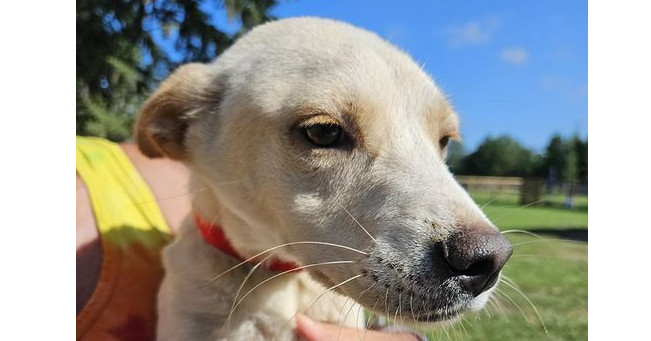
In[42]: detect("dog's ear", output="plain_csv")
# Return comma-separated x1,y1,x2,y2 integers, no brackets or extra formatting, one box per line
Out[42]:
134,63,217,161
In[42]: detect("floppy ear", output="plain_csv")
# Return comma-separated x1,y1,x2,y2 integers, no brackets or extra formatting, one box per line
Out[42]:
134,63,217,161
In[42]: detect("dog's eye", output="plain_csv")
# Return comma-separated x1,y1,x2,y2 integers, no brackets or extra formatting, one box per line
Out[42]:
302,124,343,148
439,136,450,149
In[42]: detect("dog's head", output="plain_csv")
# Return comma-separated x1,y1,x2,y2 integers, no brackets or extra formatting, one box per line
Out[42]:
136,17,512,324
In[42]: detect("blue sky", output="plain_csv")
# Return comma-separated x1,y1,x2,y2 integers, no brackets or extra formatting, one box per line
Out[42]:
207,0,587,153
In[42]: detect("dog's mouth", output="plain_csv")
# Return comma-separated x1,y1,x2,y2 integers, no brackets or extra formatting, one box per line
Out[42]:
311,262,502,324
309,228,512,324
361,271,490,323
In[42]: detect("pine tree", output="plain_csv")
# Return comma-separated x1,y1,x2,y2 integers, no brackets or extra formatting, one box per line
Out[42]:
76,0,278,141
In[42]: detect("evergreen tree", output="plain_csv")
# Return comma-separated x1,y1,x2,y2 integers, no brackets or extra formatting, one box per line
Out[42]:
77,0,278,141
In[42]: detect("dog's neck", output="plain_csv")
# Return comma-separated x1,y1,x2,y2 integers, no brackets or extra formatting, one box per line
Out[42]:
193,213,301,272
190,175,302,271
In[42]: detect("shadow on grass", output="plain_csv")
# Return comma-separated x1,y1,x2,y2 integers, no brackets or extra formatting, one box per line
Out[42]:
527,228,588,242
539,202,588,212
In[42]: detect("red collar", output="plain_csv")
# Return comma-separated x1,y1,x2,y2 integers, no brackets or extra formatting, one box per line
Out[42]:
194,214,301,273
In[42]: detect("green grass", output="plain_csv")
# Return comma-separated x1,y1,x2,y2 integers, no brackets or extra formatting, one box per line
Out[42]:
425,234,588,340
469,191,588,230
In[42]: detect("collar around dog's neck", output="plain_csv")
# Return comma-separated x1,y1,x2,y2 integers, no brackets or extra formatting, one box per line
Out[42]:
193,214,302,273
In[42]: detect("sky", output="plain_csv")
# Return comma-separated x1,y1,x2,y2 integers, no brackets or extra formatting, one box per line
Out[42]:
207,0,587,153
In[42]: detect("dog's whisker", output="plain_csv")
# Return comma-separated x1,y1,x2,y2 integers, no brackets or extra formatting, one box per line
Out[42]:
480,195,500,210
486,296,500,318
271,274,364,341
335,297,352,341
232,260,357,317
499,275,517,288
490,198,548,225
379,288,395,341
124,186,212,208
349,282,375,315
459,316,469,338
302,274,364,318
364,292,384,340
384,288,390,321
126,180,244,208
441,320,452,340
509,254,574,260
399,292,408,336
354,283,376,340
488,291,507,317
409,293,416,325
355,304,365,341
338,203,376,242
511,238,585,248
483,299,492,320
495,287,528,322
391,291,400,341
500,277,548,334
209,180,245,187
449,317,459,340
398,292,404,329
206,241,367,284
500,229,544,239
340,201,412,302
221,252,277,335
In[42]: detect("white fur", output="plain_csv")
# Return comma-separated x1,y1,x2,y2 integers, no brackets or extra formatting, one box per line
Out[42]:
137,17,506,341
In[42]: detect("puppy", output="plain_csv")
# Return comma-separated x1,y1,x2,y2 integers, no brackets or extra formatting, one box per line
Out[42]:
135,17,512,341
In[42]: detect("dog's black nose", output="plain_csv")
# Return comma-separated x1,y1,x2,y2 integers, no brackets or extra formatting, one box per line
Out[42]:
442,229,513,296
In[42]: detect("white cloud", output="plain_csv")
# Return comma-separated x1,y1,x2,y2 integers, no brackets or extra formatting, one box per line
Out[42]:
445,16,500,48
500,47,529,65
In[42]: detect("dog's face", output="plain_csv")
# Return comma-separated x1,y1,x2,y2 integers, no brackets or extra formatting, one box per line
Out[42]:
136,18,512,324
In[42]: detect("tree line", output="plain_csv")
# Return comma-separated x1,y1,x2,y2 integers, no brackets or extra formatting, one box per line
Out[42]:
448,134,588,185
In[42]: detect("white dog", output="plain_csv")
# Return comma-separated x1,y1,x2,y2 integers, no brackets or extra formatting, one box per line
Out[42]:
135,17,512,341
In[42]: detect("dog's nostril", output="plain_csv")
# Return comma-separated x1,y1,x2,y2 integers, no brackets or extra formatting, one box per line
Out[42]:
457,259,494,277
441,229,513,296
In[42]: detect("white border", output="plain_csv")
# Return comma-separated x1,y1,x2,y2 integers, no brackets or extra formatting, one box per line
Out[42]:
1,1,72,338
590,0,651,339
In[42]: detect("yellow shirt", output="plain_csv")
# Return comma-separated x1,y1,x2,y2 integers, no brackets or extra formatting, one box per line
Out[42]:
76,136,172,341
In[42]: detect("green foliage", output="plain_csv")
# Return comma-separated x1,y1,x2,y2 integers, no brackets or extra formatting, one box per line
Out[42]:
543,134,567,182
573,136,588,183
446,140,466,173
541,134,587,185
76,0,278,141
450,134,588,184
456,135,541,177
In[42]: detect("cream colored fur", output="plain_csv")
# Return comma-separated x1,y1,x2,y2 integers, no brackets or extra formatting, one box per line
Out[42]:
136,17,504,341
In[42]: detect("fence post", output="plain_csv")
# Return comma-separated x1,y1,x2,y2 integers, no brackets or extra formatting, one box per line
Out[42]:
520,178,543,206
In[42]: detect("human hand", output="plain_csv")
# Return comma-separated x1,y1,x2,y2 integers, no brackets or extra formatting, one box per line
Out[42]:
295,314,422,341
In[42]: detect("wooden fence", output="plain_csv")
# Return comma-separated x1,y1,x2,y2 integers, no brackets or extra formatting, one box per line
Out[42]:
455,175,542,205
455,176,524,193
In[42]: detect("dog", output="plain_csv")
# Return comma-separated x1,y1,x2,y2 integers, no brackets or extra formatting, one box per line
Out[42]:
135,17,513,341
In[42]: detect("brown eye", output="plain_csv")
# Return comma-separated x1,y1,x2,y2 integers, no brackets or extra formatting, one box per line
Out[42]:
439,136,450,149
302,124,343,147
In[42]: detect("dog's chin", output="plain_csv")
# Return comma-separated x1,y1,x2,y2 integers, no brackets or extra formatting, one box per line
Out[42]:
308,268,498,326
410,287,496,326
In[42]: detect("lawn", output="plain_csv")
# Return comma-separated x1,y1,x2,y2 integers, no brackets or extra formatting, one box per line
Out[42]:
469,191,588,230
